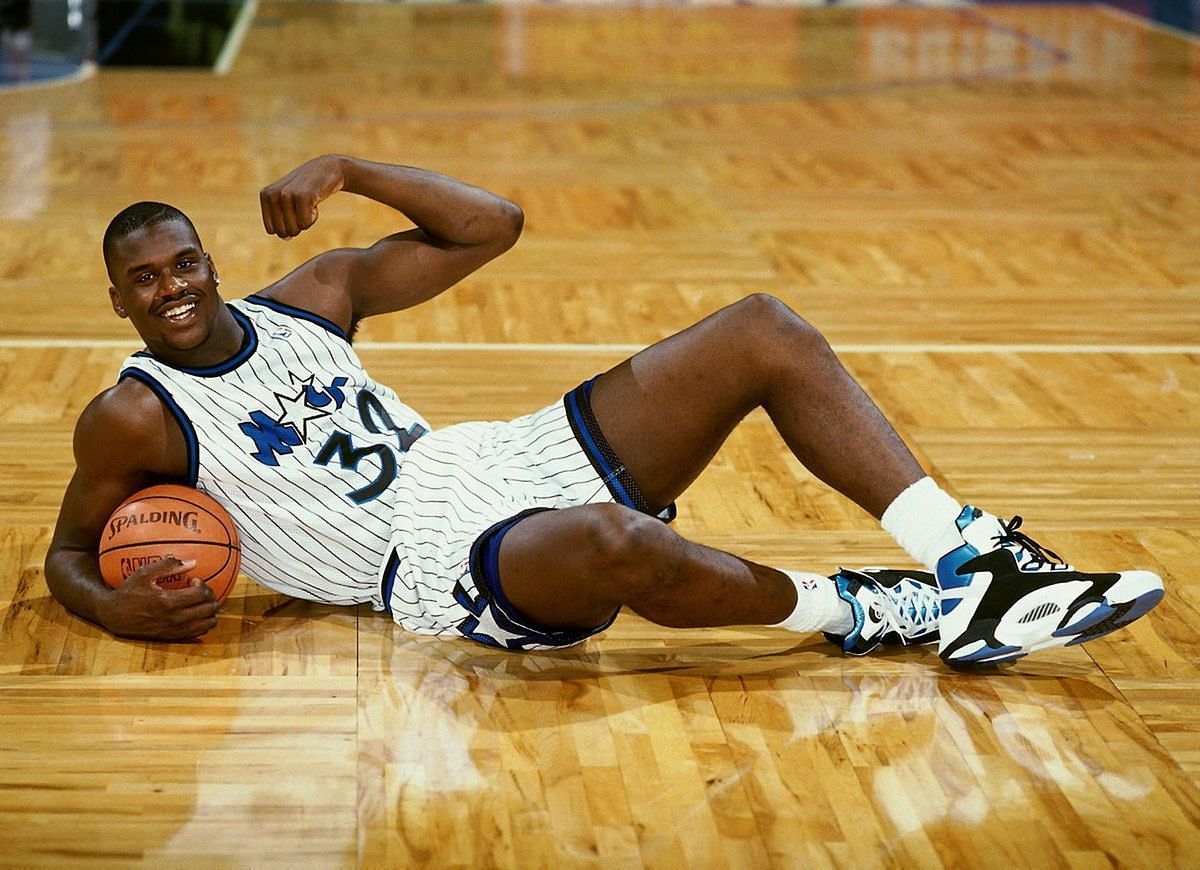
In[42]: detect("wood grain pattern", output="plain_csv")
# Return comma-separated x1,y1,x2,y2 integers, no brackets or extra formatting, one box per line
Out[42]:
1,2,1197,866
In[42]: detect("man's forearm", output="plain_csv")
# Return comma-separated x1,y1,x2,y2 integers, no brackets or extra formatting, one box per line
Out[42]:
338,156,522,246
44,546,116,629
44,543,218,641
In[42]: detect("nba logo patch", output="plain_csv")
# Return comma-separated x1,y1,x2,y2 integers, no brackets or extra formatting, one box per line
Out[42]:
271,326,293,340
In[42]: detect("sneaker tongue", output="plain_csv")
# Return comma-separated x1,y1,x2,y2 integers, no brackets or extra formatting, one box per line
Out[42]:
961,510,1007,552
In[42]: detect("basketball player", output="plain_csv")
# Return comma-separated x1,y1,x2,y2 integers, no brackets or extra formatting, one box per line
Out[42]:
44,154,1164,665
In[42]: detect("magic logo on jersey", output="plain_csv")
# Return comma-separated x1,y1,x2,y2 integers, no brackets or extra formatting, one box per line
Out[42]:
239,372,346,465
238,371,427,504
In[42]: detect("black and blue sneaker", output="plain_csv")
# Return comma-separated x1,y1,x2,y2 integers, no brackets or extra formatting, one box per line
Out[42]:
824,568,941,655
937,507,1164,665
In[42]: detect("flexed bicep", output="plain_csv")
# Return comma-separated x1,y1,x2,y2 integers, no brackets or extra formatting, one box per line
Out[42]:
256,155,523,328
345,227,518,319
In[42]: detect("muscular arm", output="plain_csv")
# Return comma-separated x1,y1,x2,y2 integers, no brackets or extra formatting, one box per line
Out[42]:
44,381,220,640
256,154,524,334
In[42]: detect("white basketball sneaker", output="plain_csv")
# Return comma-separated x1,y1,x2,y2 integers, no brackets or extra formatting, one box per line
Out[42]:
937,507,1164,665
824,567,941,655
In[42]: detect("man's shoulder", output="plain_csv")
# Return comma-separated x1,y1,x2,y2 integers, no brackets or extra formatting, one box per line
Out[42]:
75,379,185,477
78,379,169,443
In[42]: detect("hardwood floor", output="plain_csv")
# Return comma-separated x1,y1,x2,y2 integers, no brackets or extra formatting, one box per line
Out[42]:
0,3,1197,866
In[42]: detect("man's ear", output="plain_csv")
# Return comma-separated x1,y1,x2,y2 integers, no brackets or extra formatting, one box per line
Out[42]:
206,252,219,287
109,286,127,318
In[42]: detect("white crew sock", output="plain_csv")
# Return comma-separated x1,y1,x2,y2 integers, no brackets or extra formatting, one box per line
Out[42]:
880,476,965,574
771,570,855,635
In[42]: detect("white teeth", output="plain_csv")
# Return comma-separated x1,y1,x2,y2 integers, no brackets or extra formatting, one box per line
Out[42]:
162,302,196,319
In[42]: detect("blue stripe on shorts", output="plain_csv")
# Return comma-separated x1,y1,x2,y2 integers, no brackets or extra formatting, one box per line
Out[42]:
563,376,677,522
454,507,619,650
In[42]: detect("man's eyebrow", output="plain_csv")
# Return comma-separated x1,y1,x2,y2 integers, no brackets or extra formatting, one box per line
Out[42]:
124,247,200,276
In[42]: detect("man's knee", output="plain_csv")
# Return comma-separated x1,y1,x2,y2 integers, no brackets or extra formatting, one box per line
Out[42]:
579,504,681,590
732,293,826,352
725,294,830,383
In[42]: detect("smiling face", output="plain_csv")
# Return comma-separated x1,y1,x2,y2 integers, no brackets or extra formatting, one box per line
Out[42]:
106,219,223,357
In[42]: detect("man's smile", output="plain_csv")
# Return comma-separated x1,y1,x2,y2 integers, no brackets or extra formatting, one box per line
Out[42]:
155,293,201,325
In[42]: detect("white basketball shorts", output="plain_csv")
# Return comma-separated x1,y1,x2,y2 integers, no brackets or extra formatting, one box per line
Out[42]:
376,377,676,651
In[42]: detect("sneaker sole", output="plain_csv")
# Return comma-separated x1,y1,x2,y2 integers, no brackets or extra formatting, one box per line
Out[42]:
941,570,1164,666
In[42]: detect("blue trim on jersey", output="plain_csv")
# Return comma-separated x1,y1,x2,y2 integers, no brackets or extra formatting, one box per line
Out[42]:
243,293,349,341
562,376,676,523
379,549,401,614
478,509,549,627
118,367,200,486
132,304,258,378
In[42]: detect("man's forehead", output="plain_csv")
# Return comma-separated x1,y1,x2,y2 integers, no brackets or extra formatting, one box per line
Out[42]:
111,220,202,260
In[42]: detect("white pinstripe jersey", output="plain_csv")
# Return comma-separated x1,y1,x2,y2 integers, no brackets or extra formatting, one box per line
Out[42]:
118,295,431,606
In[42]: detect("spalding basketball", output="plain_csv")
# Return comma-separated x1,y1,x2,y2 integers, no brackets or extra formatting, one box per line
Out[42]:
98,484,241,604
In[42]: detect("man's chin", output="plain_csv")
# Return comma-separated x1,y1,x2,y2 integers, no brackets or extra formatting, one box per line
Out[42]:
145,326,212,356
163,332,209,351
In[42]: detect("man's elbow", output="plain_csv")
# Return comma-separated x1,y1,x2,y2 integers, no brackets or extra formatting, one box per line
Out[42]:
499,200,524,247
457,199,521,251
43,546,67,598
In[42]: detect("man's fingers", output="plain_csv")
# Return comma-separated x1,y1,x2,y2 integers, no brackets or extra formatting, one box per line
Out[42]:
154,557,196,575
288,192,313,234
279,194,301,238
269,196,289,238
168,580,217,606
298,204,316,232
176,599,221,624
260,189,276,235
182,613,219,638
167,616,218,641
261,188,293,238
129,557,196,585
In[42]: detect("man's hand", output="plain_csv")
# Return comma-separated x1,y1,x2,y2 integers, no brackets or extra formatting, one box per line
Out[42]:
260,154,347,240
97,557,221,641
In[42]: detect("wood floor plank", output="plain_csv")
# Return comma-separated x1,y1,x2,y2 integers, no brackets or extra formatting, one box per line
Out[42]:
0,675,358,866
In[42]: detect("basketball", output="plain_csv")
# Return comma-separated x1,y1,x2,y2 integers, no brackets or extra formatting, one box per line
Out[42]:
98,484,241,604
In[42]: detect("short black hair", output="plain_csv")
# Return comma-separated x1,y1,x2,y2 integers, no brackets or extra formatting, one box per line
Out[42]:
103,202,199,280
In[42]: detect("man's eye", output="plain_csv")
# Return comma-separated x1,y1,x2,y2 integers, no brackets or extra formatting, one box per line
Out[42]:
136,273,153,283
178,259,195,268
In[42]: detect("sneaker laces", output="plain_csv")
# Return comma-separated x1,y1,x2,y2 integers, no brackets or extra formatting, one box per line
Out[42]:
877,577,940,635
993,516,1067,570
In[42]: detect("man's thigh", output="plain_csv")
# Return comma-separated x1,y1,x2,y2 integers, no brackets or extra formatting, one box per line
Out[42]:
588,297,773,510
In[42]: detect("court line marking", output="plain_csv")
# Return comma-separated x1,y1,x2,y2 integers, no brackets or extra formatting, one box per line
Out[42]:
1,338,1196,355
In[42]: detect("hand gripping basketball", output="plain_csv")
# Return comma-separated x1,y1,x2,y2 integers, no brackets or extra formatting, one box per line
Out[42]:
97,484,241,640
99,557,221,641
98,484,241,602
